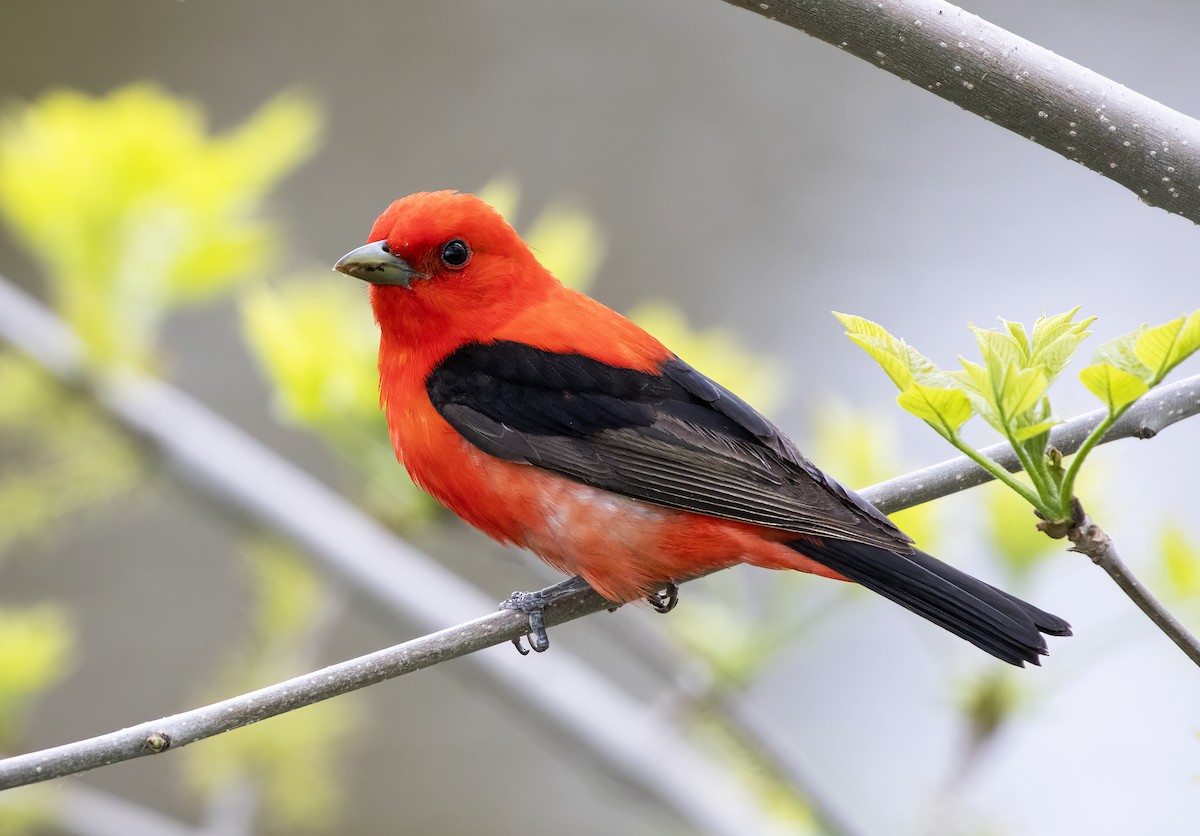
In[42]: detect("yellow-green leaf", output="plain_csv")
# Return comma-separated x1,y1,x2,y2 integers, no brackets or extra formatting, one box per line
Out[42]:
1030,307,1094,384
836,313,913,389
1079,363,1149,411
897,384,973,434
1012,418,1058,441
971,323,1026,370
1134,311,1200,383
999,364,1048,420
1093,330,1151,382
1001,318,1031,358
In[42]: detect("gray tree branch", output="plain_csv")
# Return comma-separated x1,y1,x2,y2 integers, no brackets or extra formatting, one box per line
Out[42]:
720,0,1200,224
2,275,1199,801
1058,502,1200,666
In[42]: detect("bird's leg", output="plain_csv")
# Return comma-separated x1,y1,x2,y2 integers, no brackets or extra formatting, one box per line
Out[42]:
499,575,593,655
647,582,679,614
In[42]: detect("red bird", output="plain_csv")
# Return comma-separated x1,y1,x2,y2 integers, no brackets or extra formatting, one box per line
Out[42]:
335,191,1069,666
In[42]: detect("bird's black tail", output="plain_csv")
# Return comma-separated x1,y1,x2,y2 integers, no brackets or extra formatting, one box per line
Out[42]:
792,539,1071,666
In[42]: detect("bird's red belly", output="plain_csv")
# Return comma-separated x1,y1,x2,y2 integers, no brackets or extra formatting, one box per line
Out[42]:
397,418,843,602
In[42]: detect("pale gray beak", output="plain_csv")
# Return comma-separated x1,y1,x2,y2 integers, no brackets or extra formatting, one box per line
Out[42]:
333,240,427,287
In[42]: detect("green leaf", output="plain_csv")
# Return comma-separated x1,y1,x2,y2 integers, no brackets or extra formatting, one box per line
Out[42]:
949,358,999,428
1001,318,1032,360
837,312,953,393
955,670,1023,743
1134,311,1200,383
1029,307,1094,384
897,384,973,435
1012,418,1059,441
971,323,1027,370
999,364,1048,420
951,358,1046,432
0,353,144,559
1079,363,1149,411
836,312,914,389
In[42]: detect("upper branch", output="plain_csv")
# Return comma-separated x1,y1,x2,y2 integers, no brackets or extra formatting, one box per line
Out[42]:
720,0,1200,224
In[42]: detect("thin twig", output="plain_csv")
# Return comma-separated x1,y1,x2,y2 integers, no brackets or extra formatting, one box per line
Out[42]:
1064,503,1200,666
720,0,1200,223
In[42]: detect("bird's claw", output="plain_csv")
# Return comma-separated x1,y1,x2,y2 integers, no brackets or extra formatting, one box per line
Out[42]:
647,582,679,614
499,576,592,655
500,590,552,654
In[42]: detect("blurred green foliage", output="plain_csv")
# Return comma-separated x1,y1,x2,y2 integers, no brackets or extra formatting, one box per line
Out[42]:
0,606,73,746
183,540,359,831
982,481,1060,584
690,705,818,834
477,177,606,291
0,85,343,830
1159,523,1200,602
0,354,142,558
0,789,54,834
631,302,783,415
0,84,320,366
174,545,358,830
240,280,435,527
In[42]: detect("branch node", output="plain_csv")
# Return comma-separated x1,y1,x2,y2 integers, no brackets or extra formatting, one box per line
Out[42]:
143,732,172,754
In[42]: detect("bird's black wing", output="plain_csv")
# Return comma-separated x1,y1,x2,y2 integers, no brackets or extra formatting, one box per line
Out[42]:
425,340,913,553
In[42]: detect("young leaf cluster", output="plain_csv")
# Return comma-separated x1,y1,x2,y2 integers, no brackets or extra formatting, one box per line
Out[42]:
837,308,1200,524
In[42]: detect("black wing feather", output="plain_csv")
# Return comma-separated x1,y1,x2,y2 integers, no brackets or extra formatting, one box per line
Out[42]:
427,340,912,552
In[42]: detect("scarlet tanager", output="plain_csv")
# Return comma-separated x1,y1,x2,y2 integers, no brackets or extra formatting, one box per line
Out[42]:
334,191,1070,666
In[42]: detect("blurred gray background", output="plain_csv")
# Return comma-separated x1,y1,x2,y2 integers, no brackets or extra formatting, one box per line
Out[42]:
2,1,1198,834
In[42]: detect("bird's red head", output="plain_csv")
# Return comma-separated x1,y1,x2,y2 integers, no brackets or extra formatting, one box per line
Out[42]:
335,191,556,358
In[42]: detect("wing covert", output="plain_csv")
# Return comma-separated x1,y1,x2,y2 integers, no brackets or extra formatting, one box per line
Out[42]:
427,340,912,551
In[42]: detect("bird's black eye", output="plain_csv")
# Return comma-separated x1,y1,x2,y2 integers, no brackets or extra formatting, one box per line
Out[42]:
440,238,471,269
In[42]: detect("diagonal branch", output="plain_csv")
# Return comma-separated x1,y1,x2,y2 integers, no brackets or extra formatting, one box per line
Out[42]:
720,0,1200,224
2,274,1199,798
